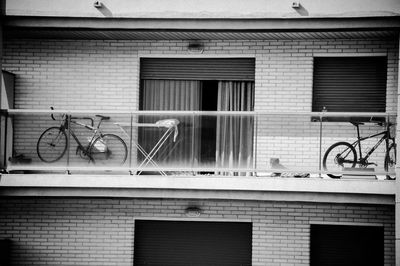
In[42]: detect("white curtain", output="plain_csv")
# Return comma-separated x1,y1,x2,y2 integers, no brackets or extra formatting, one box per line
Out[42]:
216,81,254,175
142,80,201,111
140,80,202,168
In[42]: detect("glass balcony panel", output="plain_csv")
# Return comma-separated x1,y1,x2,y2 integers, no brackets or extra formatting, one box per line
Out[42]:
196,114,219,170
8,112,68,171
321,115,394,178
66,112,131,170
211,113,255,175
3,110,395,178
134,113,195,175
256,114,320,177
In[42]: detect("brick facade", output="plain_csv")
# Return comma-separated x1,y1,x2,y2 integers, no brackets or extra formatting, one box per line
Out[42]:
1,38,397,264
0,197,395,265
3,39,398,112
2,38,398,170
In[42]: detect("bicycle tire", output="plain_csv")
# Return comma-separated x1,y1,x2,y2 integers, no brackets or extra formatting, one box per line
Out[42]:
89,134,127,165
323,142,357,178
37,127,68,163
384,142,396,176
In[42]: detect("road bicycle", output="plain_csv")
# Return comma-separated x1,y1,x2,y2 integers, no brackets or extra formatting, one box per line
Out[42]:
322,121,396,178
37,107,127,165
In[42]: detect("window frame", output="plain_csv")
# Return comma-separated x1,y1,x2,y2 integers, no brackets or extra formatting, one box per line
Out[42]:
311,56,388,120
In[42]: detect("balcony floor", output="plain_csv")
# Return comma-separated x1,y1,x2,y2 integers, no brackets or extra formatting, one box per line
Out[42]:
0,174,395,205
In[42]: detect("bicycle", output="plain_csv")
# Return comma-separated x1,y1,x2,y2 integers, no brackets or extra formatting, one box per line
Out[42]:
322,121,396,178
37,107,128,165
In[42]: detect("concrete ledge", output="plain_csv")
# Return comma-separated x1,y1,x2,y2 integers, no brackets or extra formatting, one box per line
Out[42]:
0,174,395,205
0,174,395,194
5,16,400,30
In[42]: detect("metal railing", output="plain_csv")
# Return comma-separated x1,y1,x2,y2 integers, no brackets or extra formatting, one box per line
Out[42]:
0,109,396,179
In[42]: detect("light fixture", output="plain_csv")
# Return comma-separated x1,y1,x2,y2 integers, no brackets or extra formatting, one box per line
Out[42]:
188,41,204,54
94,1,103,8
292,1,300,8
185,206,202,217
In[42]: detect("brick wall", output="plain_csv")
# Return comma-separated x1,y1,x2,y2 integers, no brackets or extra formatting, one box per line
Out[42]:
0,197,395,265
2,38,398,170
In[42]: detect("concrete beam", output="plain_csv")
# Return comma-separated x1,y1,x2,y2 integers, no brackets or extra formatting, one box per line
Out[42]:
0,174,395,205
4,16,400,31
0,187,395,205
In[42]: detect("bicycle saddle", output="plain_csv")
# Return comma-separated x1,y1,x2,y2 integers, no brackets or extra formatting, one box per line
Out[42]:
350,121,364,126
96,115,110,120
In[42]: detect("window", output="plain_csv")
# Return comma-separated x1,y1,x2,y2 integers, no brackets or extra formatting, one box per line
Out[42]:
312,57,387,113
310,224,384,266
139,58,255,171
134,220,252,266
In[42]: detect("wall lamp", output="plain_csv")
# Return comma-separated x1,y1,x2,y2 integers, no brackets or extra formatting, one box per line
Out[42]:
185,206,202,217
292,1,301,8
94,1,103,8
188,41,204,54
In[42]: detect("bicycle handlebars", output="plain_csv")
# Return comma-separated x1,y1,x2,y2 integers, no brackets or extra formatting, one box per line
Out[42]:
50,106,56,121
49,107,94,127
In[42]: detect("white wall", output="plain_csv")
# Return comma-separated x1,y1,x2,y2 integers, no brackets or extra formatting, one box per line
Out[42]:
5,0,400,18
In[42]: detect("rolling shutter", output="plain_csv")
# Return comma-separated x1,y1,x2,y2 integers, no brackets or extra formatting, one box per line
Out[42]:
312,57,387,112
134,220,252,266
140,58,255,81
310,224,384,266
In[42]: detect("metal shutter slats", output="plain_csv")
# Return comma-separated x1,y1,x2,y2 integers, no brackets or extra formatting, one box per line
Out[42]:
312,57,387,113
134,220,252,266
311,225,384,266
140,58,255,81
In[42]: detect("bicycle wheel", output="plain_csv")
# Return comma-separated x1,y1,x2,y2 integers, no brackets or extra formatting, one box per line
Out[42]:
384,143,396,177
89,134,127,165
37,127,68,163
323,142,357,178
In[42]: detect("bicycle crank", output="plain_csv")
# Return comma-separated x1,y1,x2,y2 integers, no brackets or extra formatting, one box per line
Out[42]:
76,146,90,160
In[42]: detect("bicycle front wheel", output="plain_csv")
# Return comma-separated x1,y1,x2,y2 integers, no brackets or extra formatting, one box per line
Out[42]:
37,127,68,163
89,134,127,165
323,142,357,178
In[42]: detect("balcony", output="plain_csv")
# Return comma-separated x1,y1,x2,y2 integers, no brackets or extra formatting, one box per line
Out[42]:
0,109,396,204
0,108,396,177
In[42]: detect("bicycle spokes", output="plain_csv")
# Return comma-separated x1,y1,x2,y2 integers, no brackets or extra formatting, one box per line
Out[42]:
89,134,127,165
37,127,68,163
323,142,357,178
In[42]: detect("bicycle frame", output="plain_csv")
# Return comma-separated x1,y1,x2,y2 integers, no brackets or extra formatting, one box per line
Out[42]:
61,115,104,160
350,123,393,165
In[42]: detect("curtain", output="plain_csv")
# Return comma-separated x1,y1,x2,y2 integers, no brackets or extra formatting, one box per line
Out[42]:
142,80,201,111
216,81,254,176
140,80,202,169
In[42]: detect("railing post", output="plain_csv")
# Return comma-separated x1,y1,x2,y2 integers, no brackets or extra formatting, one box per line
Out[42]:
0,109,8,171
191,112,195,174
318,108,326,178
253,112,258,176
129,112,133,171
66,113,71,174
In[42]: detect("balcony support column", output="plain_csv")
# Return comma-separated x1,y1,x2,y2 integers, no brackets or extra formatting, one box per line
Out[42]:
396,33,400,266
0,1,4,170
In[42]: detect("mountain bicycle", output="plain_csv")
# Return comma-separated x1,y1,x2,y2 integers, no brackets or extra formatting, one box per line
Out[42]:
37,107,127,165
322,121,396,178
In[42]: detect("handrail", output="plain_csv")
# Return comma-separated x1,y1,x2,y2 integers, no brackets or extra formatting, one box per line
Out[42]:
1,108,397,117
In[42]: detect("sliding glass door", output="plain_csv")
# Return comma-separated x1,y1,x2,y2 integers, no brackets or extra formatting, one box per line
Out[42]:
139,58,255,174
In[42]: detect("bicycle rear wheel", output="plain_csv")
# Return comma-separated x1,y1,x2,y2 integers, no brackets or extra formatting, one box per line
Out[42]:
89,134,127,165
37,127,68,163
322,142,357,178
